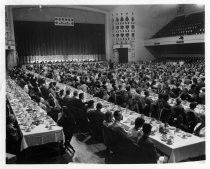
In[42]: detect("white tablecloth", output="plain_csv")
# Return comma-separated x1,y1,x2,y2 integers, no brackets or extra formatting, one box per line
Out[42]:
20,125,64,151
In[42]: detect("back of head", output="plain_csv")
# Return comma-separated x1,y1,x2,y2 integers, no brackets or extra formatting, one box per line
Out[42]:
144,90,149,97
135,117,145,129
52,81,57,86
59,89,64,95
113,110,122,121
73,90,78,97
6,114,15,125
187,111,196,121
190,102,197,110
105,111,113,123
142,123,152,135
66,89,71,95
176,98,181,105
79,93,84,99
96,103,102,110
87,100,94,109
62,106,69,117
34,95,41,103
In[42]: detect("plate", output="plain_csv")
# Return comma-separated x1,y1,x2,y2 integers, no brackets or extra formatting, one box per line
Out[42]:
169,127,176,130
166,141,173,145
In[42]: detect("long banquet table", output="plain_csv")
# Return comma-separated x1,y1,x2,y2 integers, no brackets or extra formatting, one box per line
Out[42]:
27,71,205,163
6,78,64,151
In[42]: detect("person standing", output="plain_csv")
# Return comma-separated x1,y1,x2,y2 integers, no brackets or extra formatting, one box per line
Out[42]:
57,106,76,153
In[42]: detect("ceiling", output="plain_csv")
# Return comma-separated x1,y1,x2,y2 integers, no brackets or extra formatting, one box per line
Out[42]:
10,5,119,12
83,5,119,12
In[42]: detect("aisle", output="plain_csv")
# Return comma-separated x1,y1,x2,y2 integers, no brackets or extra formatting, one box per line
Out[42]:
69,135,106,164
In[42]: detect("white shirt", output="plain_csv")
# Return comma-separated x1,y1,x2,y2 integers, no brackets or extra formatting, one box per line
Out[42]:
79,84,88,93
194,123,205,137
24,85,29,93
127,127,143,140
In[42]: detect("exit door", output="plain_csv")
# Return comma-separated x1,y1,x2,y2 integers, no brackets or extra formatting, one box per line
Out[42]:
118,48,128,63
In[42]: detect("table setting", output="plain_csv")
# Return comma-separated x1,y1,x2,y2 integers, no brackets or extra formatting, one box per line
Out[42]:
6,79,64,151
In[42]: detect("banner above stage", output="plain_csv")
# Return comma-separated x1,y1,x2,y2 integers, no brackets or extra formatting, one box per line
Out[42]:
54,17,74,26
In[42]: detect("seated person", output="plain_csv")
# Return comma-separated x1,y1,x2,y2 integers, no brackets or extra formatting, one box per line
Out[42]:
186,102,197,114
127,117,145,141
33,95,48,111
179,88,192,102
169,98,187,126
182,111,198,133
87,103,105,139
198,87,205,104
47,93,61,121
137,123,159,164
6,114,21,155
109,110,127,135
193,114,205,137
86,100,95,112
103,111,114,127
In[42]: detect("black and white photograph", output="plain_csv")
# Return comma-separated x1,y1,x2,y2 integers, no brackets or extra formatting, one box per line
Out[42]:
2,0,208,168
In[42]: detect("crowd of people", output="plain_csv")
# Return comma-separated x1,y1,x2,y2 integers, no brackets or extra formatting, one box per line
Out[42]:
26,58,205,135
7,58,205,163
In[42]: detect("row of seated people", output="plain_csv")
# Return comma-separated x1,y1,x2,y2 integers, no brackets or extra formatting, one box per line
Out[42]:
103,113,159,163
152,12,204,38
154,24,204,37
156,57,204,64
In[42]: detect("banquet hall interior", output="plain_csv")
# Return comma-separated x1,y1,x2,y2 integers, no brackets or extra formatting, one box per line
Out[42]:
5,4,205,164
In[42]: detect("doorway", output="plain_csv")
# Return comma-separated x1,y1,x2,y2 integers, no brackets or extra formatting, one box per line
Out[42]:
118,48,128,63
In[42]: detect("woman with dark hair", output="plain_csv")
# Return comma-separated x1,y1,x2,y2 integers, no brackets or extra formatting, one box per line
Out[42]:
57,106,76,153
103,111,113,127
127,117,145,141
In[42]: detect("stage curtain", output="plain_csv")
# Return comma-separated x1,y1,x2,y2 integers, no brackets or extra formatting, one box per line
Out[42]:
14,21,105,61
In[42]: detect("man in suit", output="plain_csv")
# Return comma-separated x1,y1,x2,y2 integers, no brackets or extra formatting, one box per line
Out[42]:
63,89,71,103
39,79,50,100
109,110,127,135
63,90,77,108
71,93,89,134
87,103,105,140
137,123,159,163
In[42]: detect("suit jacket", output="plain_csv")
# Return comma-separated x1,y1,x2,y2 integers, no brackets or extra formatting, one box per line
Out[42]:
64,97,86,119
57,113,76,139
40,85,50,99
137,135,158,163
109,121,127,136
87,109,105,129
